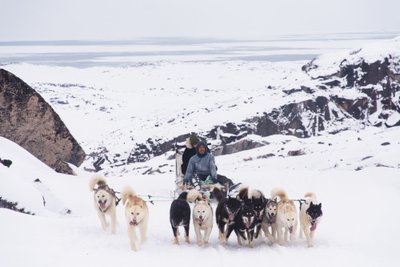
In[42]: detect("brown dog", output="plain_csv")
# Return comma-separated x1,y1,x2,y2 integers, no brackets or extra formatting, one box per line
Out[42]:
121,186,149,251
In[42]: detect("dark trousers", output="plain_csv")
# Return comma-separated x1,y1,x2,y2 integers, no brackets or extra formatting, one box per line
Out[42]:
197,174,233,187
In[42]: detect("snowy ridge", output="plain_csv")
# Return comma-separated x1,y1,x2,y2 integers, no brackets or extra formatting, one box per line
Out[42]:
304,36,400,78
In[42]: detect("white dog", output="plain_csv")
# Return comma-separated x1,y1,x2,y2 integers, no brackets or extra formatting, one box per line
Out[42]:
121,185,149,251
89,175,117,233
299,192,323,247
271,188,298,245
192,196,213,246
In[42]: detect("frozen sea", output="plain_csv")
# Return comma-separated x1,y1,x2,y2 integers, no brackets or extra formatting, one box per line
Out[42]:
1,32,399,67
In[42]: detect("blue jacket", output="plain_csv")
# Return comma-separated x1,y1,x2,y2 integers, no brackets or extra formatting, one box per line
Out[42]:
183,142,217,182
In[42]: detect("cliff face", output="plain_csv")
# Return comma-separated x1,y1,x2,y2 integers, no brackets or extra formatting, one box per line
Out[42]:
0,69,85,174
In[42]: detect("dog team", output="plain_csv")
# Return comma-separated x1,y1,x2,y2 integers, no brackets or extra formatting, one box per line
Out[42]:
89,175,323,251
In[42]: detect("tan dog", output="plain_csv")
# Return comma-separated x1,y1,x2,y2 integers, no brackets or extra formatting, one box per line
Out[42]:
89,175,117,234
299,192,323,247
122,186,149,251
192,196,213,246
271,188,298,245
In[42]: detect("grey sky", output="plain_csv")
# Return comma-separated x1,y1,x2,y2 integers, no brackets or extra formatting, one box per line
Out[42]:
1,0,399,41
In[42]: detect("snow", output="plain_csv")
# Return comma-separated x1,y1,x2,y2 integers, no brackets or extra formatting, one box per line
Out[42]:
1,34,400,266
2,126,400,266
305,36,400,78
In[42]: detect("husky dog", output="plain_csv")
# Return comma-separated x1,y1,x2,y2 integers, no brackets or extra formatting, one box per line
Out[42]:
227,187,256,247
169,189,202,245
214,187,242,244
121,186,149,251
89,175,117,234
261,198,278,243
299,192,323,247
251,189,267,239
192,196,213,246
271,188,298,245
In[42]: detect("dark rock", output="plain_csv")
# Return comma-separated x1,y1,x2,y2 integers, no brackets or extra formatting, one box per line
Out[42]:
213,139,265,156
361,156,373,161
0,69,85,174
287,150,305,156
0,197,35,215
0,158,12,167
381,142,390,146
257,153,275,159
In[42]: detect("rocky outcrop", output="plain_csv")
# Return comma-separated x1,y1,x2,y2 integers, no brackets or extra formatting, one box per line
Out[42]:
0,197,35,215
302,40,400,127
0,69,85,174
89,95,354,169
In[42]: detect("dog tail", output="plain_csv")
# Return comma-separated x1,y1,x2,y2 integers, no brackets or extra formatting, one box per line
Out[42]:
186,189,202,202
89,175,107,191
271,188,288,202
251,189,264,199
304,192,317,203
121,185,136,205
238,187,249,200
213,187,225,203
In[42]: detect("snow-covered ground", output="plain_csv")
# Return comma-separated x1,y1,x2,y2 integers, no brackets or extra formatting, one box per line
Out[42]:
1,128,400,267
1,34,400,266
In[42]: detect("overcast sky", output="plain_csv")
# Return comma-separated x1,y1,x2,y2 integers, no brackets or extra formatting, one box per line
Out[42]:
1,0,400,41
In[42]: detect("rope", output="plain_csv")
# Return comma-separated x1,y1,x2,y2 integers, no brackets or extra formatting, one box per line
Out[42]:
291,198,307,210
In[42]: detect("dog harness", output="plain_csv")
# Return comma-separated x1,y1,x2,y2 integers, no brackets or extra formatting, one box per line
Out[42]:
94,184,121,212
225,205,240,223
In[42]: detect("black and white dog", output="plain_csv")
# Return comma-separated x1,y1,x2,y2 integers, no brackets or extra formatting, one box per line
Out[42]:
214,187,242,244
251,189,267,239
226,187,256,247
169,189,202,245
299,192,323,247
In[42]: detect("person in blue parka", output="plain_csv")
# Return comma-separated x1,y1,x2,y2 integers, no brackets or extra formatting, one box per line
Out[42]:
183,141,233,189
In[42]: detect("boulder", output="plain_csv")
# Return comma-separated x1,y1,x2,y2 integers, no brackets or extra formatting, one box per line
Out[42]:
0,69,85,174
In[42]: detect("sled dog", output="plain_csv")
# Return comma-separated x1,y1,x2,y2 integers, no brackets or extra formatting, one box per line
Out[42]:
226,187,256,247
192,196,213,246
170,189,202,245
299,192,323,247
271,188,298,245
261,198,278,243
251,189,267,239
122,186,149,251
89,175,117,233
214,187,242,244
